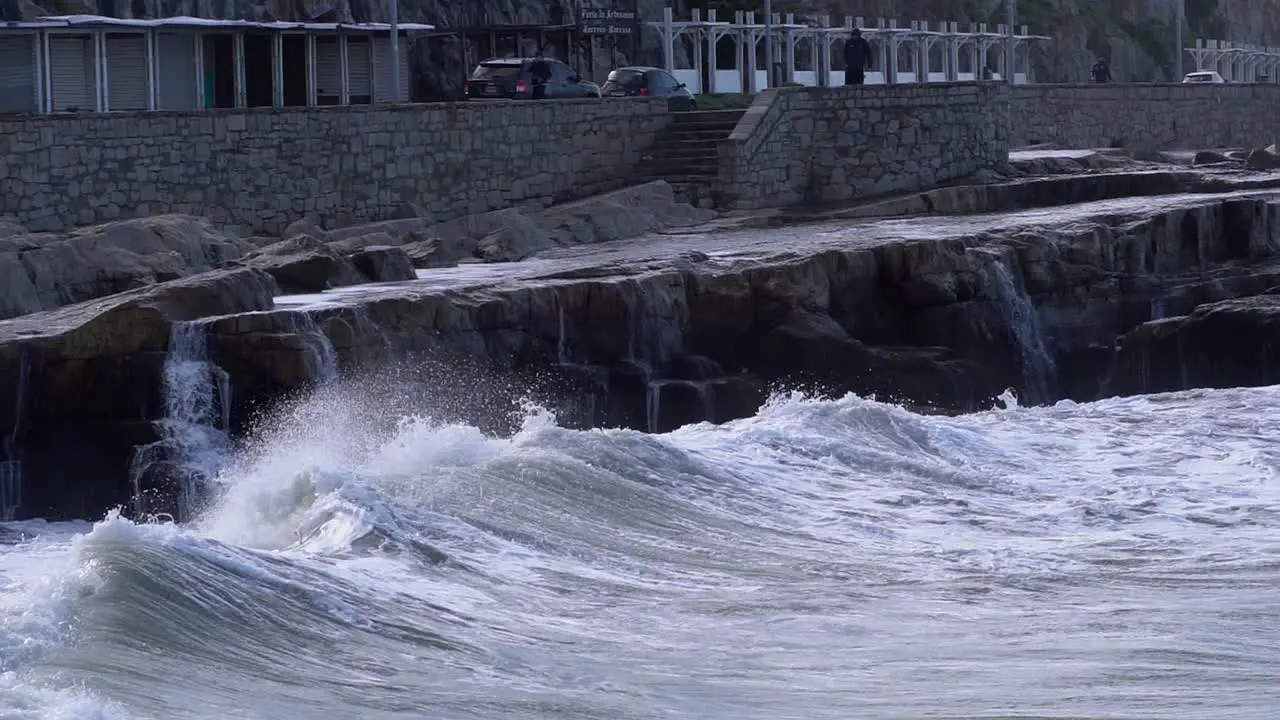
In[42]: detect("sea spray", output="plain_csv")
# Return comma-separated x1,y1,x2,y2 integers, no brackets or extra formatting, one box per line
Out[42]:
988,259,1057,405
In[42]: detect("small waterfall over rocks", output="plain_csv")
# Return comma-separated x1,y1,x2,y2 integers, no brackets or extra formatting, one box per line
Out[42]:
129,313,343,520
0,346,29,521
130,321,234,522
289,313,340,385
0,463,18,522
548,297,610,429
989,258,1057,405
547,285,732,433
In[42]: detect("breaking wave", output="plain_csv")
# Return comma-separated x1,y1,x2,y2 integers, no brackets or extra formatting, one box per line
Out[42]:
4,384,1280,719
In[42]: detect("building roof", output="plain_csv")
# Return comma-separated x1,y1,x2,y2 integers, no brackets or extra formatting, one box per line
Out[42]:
0,15,434,31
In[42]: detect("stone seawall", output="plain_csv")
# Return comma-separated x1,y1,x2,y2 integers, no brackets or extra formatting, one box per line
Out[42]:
715,83,1010,210
8,83,1280,236
0,98,673,235
1011,84,1280,150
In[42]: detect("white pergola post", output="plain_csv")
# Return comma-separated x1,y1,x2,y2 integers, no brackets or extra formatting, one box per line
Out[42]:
233,31,245,107
660,7,675,72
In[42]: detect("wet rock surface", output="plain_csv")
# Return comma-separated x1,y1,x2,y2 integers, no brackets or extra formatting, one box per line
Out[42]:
0,215,254,320
1110,289,1280,396
0,180,710,319
6,168,1280,519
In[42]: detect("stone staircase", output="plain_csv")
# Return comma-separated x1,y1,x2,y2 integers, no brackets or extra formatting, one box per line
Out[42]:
639,109,745,207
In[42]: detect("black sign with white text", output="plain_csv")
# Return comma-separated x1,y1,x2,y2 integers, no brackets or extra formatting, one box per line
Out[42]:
579,6,638,35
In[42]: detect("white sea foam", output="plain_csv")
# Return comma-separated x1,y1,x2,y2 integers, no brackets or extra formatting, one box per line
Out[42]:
3,386,1280,719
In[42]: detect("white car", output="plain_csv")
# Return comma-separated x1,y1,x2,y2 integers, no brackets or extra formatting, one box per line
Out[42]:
1182,71,1226,84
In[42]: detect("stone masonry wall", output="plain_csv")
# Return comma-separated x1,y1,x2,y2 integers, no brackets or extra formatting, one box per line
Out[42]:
0,98,673,234
715,83,1010,210
1010,84,1280,150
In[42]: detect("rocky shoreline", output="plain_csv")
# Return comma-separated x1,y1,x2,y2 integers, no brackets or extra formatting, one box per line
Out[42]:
5,160,1280,521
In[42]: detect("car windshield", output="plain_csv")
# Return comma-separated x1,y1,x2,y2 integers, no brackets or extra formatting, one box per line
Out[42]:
472,63,522,79
1185,73,1213,82
605,69,646,87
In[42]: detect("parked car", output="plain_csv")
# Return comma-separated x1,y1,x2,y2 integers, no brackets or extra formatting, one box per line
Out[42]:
1182,71,1226,84
464,58,601,100
601,66,697,111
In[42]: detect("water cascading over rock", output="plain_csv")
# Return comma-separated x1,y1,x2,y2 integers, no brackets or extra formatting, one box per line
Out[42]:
986,255,1058,405
0,346,28,521
129,321,235,521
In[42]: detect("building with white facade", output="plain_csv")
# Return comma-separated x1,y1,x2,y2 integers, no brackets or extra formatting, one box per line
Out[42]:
0,15,430,114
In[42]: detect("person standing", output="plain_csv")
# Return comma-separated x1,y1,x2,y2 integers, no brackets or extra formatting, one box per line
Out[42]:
529,52,552,99
1091,57,1112,83
843,28,873,85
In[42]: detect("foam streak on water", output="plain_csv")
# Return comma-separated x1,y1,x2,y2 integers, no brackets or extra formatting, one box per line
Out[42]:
4,383,1280,720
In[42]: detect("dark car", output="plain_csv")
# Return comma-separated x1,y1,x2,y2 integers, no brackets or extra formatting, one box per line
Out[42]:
601,66,696,111
464,58,601,101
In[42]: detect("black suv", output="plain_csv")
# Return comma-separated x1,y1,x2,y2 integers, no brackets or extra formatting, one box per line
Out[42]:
464,58,602,100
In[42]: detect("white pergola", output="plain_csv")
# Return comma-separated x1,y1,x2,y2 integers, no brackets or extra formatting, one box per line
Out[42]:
1187,39,1280,82
648,6,1050,95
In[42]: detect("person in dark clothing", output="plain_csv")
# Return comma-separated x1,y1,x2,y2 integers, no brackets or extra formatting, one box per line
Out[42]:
529,53,552,99
1091,58,1112,83
843,28,873,85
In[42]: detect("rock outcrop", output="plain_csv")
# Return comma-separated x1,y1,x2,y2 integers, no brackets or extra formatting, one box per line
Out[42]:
1109,288,1280,396
5,166,1280,521
0,267,278,518
0,215,253,320
0,181,710,321
321,180,716,267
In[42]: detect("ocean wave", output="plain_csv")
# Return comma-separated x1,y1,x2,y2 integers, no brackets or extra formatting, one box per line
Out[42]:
4,385,1280,718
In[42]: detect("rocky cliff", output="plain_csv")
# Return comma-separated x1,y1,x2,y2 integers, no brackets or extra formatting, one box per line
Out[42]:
7,161,1280,521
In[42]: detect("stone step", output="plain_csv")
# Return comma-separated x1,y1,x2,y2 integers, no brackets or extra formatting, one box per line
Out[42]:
651,134,732,147
640,163,719,179
654,126,739,142
672,109,746,127
642,175,720,188
647,145,720,161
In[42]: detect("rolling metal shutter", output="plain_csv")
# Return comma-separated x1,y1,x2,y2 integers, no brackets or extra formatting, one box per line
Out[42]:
346,36,371,102
315,37,341,104
372,35,409,102
156,33,197,110
0,35,36,113
106,33,147,110
50,35,94,112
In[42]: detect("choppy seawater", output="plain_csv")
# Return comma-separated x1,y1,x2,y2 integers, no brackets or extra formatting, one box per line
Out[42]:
2,385,1280,720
